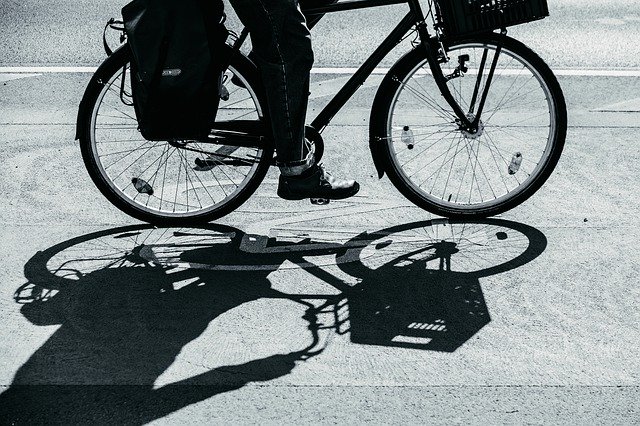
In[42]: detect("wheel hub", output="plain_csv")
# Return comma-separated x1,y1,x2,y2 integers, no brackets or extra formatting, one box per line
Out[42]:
459,114,484,140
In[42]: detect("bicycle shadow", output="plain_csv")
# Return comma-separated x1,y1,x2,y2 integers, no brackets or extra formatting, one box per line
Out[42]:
0,219,546,424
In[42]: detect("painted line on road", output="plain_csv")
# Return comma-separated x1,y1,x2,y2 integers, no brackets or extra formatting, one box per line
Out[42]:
0,67,97,73
3,66,640,77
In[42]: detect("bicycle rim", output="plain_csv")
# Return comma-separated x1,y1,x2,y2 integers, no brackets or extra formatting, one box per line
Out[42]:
386,40,558,213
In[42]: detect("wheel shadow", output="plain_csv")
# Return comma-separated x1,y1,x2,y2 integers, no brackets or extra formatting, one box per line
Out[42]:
0,218,546,424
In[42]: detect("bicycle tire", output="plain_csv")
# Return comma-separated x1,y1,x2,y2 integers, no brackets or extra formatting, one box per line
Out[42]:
77,44,273,226
370,34,567,218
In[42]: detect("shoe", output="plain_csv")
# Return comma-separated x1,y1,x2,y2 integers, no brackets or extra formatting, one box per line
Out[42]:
277,163,360,201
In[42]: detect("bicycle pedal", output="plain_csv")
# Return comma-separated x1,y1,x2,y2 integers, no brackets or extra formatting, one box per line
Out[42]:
310,198,330,205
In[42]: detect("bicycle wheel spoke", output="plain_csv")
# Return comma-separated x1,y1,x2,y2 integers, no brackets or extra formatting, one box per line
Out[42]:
411,76,459,120
483,130,525,183
482,133,511,193
196,143,242,190
105,141,160,175
426,133,462,193
186,152,221,204
414,136,471,187
454,142,472,203
467,140,483,204
483,86,545,120
146,144,170,208
221,95,256,109
394,128,458,160
184,158,204,210
441,135,464,200
484,72,535,122
99,144,159,157
419,136,474,192
123,145,176,196
490,123,549,146
402,78,457,122
401,130,459,169
470,139,497,200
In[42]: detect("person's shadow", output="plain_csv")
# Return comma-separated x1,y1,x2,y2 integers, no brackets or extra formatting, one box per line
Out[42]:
0,219,546,424
1,225,327,425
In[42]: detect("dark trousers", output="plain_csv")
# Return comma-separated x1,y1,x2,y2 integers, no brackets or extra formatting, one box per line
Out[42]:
228,0,336,174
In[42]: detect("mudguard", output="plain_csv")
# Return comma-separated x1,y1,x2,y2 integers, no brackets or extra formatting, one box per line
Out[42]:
368,49,423,179
75,45,130,141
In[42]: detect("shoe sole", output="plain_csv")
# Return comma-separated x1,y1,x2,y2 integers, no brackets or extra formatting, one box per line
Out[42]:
278,182,360,201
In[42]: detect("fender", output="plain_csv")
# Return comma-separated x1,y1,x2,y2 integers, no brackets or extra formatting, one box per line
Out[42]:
75,45,131,141
368,48,426,179
367,132,387,179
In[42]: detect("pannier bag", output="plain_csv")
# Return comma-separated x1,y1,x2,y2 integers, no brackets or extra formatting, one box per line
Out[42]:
435,0,549,37
122,0,227,141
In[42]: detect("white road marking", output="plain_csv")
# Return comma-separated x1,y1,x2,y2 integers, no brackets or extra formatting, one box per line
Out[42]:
553,69,640,77
3,66,640,77
0,67,97,73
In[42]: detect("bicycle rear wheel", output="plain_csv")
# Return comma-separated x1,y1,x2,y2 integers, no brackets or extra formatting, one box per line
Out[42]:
371,34,566,218
78,44,273,225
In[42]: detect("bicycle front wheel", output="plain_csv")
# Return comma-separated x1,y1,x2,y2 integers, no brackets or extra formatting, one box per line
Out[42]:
78,44,273,225
371,34,567,218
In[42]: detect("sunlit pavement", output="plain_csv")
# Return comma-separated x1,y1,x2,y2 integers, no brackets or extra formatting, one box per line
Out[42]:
0,1,639,424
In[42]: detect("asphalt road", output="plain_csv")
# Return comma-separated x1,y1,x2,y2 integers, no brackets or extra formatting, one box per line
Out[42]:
0,0,639,424
1,0,640,68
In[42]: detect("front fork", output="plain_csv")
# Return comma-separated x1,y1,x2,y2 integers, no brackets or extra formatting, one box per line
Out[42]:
417,23,502,132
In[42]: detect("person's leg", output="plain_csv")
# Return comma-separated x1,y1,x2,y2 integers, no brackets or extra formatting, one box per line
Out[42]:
228,0,360,200
229,0,314,175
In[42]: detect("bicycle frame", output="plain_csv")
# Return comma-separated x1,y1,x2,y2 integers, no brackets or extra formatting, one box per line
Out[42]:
220,0,484,139
302,0,473,131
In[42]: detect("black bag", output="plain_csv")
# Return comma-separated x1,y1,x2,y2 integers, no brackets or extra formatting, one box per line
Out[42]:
122,0,227,141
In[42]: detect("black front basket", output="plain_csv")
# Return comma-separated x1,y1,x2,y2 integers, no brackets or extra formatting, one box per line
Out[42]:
435,0,549,37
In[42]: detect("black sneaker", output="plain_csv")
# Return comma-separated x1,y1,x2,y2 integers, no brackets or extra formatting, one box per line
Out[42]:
277,163,360,201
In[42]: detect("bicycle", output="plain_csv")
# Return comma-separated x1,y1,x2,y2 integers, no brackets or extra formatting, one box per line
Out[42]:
76,0,567,225
17,217,547,352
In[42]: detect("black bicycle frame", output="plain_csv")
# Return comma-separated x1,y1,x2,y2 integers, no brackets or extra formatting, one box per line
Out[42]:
215,0,481,143
304,0,473,131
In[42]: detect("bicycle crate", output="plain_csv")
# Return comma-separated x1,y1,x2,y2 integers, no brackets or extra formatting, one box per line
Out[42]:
435,0,549,36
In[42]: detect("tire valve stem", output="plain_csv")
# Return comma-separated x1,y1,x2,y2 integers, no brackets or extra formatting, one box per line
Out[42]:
508,152,523,175
132,177,154,195
401,126,415,149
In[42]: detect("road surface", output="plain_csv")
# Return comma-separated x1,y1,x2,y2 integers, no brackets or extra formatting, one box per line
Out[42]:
0,1,638,424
